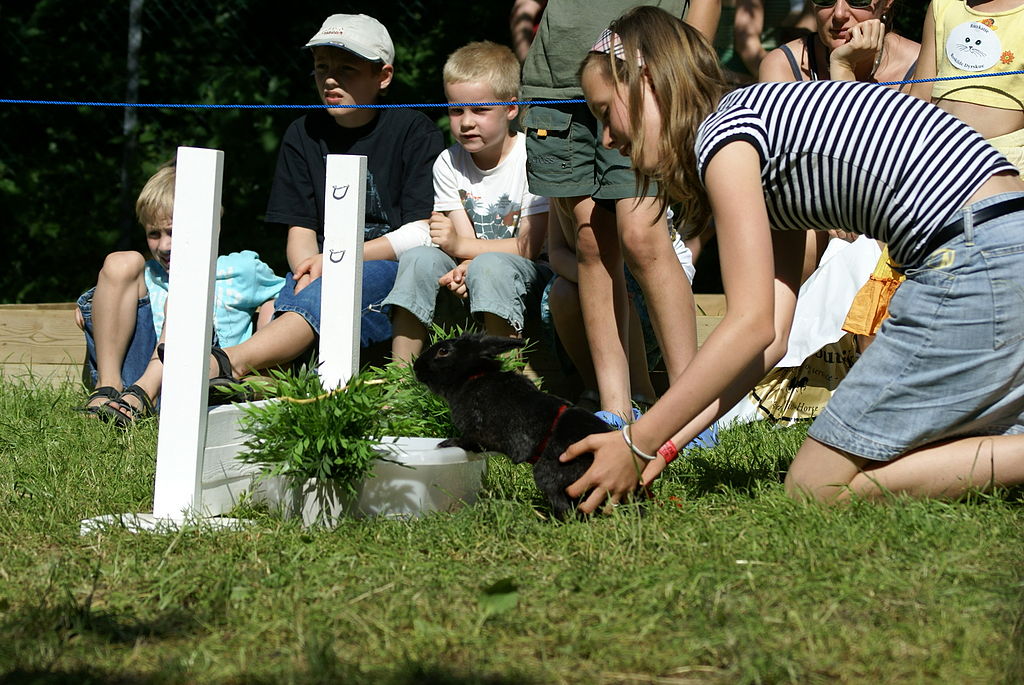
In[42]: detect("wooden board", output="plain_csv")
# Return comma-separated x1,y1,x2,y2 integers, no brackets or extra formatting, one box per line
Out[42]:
0,297,727,390
0,303,86,385
694,293,726,317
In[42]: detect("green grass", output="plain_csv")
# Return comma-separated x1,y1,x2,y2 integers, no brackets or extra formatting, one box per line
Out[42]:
1,376,1022,684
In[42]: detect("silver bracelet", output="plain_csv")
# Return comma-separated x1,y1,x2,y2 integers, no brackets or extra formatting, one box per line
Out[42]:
621,424,657,462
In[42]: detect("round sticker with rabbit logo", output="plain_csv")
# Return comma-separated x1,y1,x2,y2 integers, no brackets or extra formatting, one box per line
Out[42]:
946,21,1001,71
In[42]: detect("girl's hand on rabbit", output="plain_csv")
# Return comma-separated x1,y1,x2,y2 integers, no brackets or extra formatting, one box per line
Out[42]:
561,431,645,514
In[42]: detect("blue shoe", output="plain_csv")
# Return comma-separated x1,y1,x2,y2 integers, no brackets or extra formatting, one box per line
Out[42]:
595,407,642,429
684,421,719,450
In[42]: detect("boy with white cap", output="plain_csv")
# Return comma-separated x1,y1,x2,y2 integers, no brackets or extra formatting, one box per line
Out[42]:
202,14,445,386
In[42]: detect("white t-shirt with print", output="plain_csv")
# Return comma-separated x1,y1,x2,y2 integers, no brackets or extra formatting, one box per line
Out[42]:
433,132,549,240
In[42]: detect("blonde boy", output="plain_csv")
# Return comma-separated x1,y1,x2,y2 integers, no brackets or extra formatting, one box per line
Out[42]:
76,163,283,424
384,41,551,362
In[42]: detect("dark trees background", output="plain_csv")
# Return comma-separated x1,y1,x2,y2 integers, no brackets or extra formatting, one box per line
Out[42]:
1,0,929,303
0,0,508,302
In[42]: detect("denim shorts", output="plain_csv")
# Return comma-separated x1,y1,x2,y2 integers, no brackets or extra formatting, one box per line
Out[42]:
382,246,552,333
809,192,1024,461
523,103,656,200
77,287,158,390
273,260,399,348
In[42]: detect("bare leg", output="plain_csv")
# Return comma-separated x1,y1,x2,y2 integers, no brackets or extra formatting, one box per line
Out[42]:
105,335,164,418
549,268,656,405
786,435,1024,502
482,313,515,339
548,276,598,393
88,252,149,406
626,300,657,404
255,300,276,331
390,306,429,364
573,197,631,416
616,197,696,382
220,311,315,378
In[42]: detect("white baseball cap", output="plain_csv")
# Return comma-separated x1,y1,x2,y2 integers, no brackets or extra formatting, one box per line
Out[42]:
304,14,395,65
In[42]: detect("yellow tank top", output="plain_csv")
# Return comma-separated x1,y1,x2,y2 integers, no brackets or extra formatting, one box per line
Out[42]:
931,0,1024,111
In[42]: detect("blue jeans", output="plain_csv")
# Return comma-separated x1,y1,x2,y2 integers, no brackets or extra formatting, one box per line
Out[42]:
273,259,399,347
810,192,1024,460
77,287,158,389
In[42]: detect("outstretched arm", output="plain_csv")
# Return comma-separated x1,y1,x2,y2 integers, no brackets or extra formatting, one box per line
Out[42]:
561,141,802,512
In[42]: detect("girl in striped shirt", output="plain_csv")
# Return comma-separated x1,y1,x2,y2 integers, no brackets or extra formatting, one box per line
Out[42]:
561,5,1024,511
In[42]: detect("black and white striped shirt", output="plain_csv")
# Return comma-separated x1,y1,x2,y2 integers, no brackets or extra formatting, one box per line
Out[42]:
695,80,1016,265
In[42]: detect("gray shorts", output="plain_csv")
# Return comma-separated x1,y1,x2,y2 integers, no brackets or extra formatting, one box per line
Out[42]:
809,192,1024,461
382,246,552,333
523,102,656,200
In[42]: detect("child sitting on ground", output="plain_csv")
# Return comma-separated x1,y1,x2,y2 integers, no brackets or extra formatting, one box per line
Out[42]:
76,162,284,425
200,14,444,387
383,41,550,363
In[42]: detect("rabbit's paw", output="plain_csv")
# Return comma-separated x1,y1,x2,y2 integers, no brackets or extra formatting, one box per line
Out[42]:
438,437,485,452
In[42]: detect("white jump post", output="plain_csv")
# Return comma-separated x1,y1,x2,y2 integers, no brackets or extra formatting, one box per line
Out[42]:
81,146,232,532
80,151,370,533
151,147,224,518
318,154,366,389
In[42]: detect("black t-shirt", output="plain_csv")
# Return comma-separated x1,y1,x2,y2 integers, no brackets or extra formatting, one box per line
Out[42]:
265,107,444,249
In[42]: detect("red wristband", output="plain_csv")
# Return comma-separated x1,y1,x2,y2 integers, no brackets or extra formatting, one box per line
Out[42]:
657,440,678,464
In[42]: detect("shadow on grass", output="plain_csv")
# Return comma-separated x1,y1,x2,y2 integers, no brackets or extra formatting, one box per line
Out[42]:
256,631,543,685
662,420,808,498
2,663,539,685
1009,594,1024,685
377,665,541,685
0,667,157,685
682,449,788,497
2,598,196,647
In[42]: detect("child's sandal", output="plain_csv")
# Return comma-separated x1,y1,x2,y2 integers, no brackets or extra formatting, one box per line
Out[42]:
78,386,121,416
99,384,156,427
156,343,252,406
208,347,254,405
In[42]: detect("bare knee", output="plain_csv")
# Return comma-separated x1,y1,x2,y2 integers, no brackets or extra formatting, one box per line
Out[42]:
784,438,863,504
99,251,147,285
575,224,603,264
548,275,580,312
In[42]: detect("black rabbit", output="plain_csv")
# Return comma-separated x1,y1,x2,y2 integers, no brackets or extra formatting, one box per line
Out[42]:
413,333,613,519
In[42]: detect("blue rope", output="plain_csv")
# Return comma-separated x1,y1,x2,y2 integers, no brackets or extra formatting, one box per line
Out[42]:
3,71,1023,109
0,98,587,109
876,69,1024,88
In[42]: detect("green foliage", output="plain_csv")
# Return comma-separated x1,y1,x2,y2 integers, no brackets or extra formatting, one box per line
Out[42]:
0,1,510,303
2,376,1023,683
365,357,458,440
237,365,388,493
235,345,464,490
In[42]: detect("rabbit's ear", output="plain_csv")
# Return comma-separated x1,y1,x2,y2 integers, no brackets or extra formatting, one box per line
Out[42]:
478,336,526,359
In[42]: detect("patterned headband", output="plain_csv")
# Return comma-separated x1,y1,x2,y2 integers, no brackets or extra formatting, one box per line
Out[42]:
590,28,645,67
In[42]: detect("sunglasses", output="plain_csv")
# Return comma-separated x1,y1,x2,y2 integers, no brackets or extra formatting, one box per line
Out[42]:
812,0,874,7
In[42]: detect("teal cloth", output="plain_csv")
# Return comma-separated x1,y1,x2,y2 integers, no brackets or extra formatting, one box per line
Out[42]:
144,250,285,348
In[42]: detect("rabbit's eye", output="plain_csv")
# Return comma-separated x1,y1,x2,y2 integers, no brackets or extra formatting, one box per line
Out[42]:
436,347,450,358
